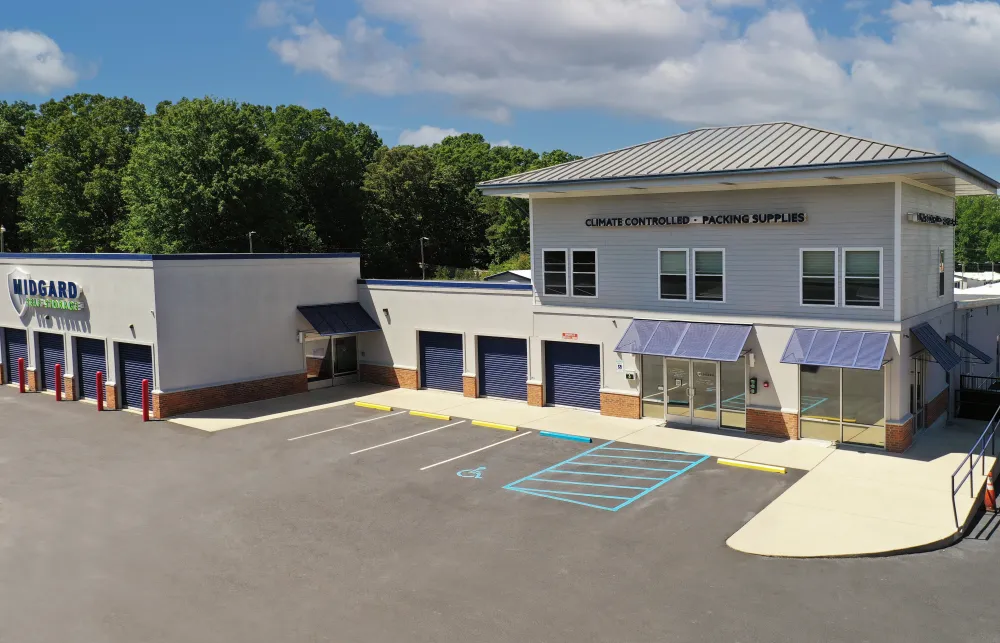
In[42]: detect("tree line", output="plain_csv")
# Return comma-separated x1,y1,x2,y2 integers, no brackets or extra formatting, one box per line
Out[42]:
0,94,578,277
956,195,1000,266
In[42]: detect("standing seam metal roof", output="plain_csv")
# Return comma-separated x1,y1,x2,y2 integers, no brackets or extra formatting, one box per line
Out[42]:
478,122,939,187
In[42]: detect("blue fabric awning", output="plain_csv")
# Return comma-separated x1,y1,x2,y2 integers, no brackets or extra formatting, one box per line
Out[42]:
780,328,891,371
946,333,993,365
613,320,752,362
910,323,961,371
298,302,381,336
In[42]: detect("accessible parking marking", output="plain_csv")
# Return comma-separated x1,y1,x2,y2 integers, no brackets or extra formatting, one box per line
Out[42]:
504,441,709,511
350,420,466,454
420,431,533,471
286,410,408,442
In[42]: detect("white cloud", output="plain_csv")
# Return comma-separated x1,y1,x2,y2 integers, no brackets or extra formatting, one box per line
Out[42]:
261,0,1000,153
397,125,461,146
0,29,78,93
491,139,513,148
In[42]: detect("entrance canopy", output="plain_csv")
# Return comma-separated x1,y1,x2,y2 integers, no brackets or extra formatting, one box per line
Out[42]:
614,319,751,362
298,302,380,336
946,333,993,364
780,328,890,371
909,322,961,371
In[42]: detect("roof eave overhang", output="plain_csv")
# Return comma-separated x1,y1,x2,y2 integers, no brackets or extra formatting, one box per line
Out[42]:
478,156,999,198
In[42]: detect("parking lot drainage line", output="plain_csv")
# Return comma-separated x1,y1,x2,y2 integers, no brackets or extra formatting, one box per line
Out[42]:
350,420,466,455
355,401,393,411
471,420,518,432
539,431,592,443
717,458,786,474
420,431,534,471
409,410,452,421
286,410,408,441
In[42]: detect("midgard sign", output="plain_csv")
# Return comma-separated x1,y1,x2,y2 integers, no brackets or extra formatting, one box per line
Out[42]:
7,269,85,316
584,212,807,228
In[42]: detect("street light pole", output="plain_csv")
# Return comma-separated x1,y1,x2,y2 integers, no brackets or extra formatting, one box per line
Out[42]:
248,231,256,254
419,236,430,280
0,225,5,253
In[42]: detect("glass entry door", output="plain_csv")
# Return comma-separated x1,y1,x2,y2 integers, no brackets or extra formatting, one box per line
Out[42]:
665,358,719,427
912,357,927,432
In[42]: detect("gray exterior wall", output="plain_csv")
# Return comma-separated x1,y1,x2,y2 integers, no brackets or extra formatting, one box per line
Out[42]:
958,302,1000,378
152,257,360,393
531,184,896,321
900,183,955,321
0,257,157,388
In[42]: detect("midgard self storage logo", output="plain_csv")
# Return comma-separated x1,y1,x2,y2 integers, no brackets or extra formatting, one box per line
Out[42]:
7,269,85,317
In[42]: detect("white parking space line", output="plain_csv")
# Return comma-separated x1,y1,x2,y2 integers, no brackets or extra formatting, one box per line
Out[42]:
350,420,466,454
420,431,533,471
287,410,408,442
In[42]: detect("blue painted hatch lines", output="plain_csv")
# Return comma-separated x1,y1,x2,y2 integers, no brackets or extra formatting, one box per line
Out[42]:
504,441,709,511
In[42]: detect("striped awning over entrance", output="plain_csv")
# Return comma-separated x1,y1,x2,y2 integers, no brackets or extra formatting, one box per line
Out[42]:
613,320,752,362
910,323,962,371
780,328,891,371
946,334,993,364
298,302,381,336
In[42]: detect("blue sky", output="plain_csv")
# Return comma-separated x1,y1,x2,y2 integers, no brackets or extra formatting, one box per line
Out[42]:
2,0,999,180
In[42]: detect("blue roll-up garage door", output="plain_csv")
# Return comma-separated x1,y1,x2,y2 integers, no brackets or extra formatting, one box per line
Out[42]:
119,343,153,409
419,332,463,392
545,341,601,410
77,338,107,400
3,328,28,385
37,332,65,392
478,336,527,400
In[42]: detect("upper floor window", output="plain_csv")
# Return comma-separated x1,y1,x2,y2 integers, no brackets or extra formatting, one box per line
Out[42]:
543,250,567,296
694,249,725,302
938,248,946,297
571,250,598,297
659,249,688,300
843,249,882,307
801,249,837,306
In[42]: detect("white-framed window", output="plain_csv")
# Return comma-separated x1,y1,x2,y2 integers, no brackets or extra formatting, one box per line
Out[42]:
938,248,946,297
693,249,725,302
843,248,882,307
571,249,598,297
542,249,568,296
800,249,838,306
658,248,689,300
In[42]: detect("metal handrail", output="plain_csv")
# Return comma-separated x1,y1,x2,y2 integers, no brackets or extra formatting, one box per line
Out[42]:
951,405,999,529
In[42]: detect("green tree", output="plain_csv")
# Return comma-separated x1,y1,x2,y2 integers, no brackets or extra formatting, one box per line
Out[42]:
19,94,146,252
956,195,1000,265
0,101,36,251
266,105,381,252
119,98,303,253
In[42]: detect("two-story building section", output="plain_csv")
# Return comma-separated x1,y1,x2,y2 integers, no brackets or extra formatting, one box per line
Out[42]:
357,122,1000,453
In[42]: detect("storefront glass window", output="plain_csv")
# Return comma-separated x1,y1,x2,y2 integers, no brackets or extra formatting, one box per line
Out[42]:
334,336,358,375
842,367,885,447
799,365,842,442
800,365,885,448
719,357,746,429
641,355,664,418
305,337,333,382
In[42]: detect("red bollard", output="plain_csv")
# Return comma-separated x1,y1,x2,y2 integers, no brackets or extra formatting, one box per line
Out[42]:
18,357,25,393
55,363,62,401
96,371,104,411
141,378,150,422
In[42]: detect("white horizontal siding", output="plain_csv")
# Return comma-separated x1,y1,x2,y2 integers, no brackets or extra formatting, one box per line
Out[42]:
531,183,895,321
900,183,954,321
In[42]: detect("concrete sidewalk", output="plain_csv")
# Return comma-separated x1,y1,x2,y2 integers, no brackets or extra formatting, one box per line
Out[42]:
169,384,994,557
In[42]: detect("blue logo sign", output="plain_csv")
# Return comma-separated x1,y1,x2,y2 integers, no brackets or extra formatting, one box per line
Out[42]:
7,269,84,316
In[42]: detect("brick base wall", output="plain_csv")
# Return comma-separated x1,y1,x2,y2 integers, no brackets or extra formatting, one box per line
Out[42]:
463,375,477,398
601,391,641,419
0,364,5,385
26,368,38,392
152,373,308,419
747,408,799,439
62,375,76,401
527,383,543,407
359,364,418,389
104,383,120,410
927,388,949,427
886,418,914,453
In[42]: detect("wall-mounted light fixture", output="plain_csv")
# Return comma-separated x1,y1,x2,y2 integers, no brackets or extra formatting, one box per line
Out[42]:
383,308,391,324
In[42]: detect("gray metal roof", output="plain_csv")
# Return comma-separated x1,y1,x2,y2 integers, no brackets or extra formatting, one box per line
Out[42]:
479,122,943,188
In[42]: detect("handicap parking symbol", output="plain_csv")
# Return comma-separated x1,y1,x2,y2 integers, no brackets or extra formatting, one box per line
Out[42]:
457,466,486,479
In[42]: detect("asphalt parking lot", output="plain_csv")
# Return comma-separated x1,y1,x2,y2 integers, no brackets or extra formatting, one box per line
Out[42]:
2,386,999,643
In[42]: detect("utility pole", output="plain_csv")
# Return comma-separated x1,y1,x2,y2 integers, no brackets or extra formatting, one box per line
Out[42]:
248,231,256,254
0,225,5,253
419,236,430,279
